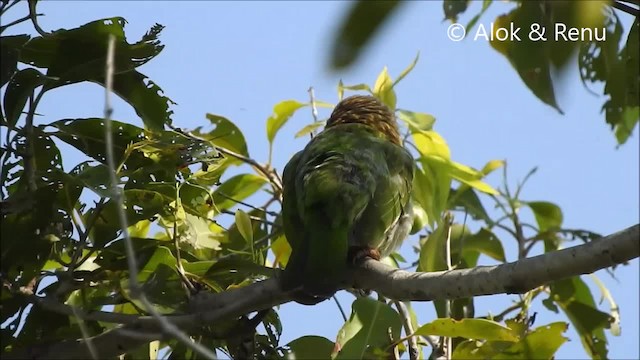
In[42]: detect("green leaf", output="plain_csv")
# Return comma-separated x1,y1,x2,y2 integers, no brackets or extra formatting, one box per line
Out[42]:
195,113,249,157
49,118,145,165
493,322,569,360
397,109,435,132
286,336,334,360
589,274,621,336
334,297,402,359
235,209,254,244
465,0,493,34
489,4,563,113
418,215,451,273
0,34,31,88
393,52,420,88
3,68,46,126
443,0,470,22
266,100,307,144
330,0,405,69
337,82,372,99
294,121,326,138
527,201,563,232
549,276,611,359
372,66,397,109
464,228,506,262
415,318,519,342
212,174,266,212
448,187,491,223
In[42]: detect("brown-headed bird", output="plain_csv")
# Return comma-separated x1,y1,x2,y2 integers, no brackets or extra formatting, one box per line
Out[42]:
281,95,414,304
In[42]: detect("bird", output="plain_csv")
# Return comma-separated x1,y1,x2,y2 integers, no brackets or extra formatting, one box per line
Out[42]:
280,95,414,305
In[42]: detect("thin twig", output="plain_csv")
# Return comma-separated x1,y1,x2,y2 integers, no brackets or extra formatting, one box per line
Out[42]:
102,34,217,360
215,146,283,197
443,213,453,360
217,192,279,216
613,0,640,16
307,87,319,139
221,209,280,227
0,0,20,15
394,301,419,360
332,295,348,322
27,0,47,36
70,306,99,360
172,192,196,295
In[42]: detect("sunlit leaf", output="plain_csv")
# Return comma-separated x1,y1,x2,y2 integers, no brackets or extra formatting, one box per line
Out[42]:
235,209,254,244
266,100,307,144
415,318,519,342
397,109,435,132
493,322,569,360
372,66,397,109
295,121,326,138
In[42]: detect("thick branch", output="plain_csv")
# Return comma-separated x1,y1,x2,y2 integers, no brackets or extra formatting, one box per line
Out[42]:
7,224,638,359
350,224,639,300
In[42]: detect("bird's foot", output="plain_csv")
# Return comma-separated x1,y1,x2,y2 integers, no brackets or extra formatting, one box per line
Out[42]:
348,246,381,265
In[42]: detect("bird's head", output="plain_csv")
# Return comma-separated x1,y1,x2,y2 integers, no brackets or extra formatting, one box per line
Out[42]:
325,95,401,145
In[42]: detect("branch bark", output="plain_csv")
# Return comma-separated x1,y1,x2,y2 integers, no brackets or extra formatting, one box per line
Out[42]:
6,224,638,359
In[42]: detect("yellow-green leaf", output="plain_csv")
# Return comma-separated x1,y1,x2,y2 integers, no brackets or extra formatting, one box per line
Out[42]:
414,318,519,342
393,52,420,87
493,322,569,360
398,109,435,132
266,100,307,144
295,121,326,138
271,234,292,267
235,209,253,244
372,66,397,109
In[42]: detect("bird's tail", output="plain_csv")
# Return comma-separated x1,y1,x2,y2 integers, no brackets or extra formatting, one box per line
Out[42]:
302,215,349,298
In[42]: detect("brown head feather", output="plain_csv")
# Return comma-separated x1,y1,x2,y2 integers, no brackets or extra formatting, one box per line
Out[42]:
325,95,401,145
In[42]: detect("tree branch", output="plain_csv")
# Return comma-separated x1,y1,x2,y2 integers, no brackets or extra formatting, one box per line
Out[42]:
7,224,638,359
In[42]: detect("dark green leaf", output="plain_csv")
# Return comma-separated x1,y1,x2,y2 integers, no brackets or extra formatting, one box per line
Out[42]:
330,0,405,69
3,68,46,126
443,0,470,22
464,228,506,262
0,34,31,88
549,277,611,358
448,187,491,223
489,4,563,113
49,118,145,165
20,19,173,130
286,336,334,360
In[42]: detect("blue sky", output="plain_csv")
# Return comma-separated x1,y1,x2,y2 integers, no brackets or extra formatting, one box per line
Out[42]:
5,1,638,359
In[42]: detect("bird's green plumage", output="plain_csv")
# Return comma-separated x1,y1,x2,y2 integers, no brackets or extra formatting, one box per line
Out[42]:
281,96,414,304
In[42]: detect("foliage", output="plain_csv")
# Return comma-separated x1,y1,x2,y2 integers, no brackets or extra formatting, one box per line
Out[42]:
0,1,629,359
330,0,639,145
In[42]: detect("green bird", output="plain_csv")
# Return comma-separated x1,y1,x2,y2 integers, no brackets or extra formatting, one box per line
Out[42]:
281,95,414,304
